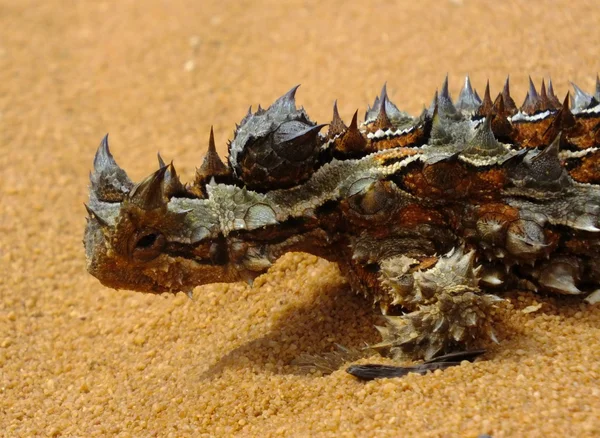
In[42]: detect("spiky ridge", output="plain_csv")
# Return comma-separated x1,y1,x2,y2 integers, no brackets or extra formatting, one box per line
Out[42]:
84,75,600,362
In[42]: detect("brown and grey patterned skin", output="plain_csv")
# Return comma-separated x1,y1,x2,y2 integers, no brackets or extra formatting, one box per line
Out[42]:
84,76,600,362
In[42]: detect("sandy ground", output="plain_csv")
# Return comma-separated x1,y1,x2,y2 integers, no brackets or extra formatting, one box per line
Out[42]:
1,0,600,436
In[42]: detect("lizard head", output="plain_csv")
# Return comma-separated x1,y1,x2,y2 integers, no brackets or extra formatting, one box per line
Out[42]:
84,87,334,294
84,135,238,294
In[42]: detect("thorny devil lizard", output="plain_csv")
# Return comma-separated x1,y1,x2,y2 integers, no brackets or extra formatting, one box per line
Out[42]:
84,76,600,379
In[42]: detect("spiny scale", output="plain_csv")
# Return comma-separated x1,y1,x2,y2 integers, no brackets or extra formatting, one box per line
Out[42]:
84,76,600,371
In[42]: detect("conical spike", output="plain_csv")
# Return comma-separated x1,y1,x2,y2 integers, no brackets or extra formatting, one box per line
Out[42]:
570,81,593,111
157,152,166,169
539,78,550,110
456,75,482,112
335,110,367,154
378,83,403,119
492,92,505,114
477,80,493,116
533,131,561,163
90,134,133,202
365,92,381,121
84,203,109,227
207,125,217,153
520,91,531,113
329,100,347,136
520,76,540,114
438,74,457,116
373,94,392,130
539,261,582,295
502,76,517,114
558,92,576,128
167,160,176,174
199,126,228,176
542,94,575,144
516,131,567,187
92,135,129,183
547,77,554,95
284,84,301,101
372,95,381,111
349,110,359,131
429,100,450,144
463,116,503,157
540,78,561,111
479,116,500,145
280,123,327,147
562,92,571,112
427,90,438,116
128,166,169,210
163,161,185,198
93,134,115,171
440,74,450,100
528,76,539,99
547,78,555,94
271,84,301,112
546,78,562,109
431,100,440,126
379,82,388,102
488,93,514,139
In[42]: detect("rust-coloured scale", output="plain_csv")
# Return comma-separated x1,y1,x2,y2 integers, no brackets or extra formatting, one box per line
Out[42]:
84,75,600,379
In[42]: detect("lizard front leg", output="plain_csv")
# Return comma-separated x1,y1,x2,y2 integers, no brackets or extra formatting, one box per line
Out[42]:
337,179,503,361
373,247,503,361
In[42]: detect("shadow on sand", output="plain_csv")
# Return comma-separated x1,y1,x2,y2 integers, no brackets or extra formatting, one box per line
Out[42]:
200,282,382,379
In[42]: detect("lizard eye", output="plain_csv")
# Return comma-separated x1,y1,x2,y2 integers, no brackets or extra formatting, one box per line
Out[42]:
131,231,166,262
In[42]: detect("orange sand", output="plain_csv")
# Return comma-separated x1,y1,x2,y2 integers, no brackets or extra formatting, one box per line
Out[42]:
1,0,599,436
